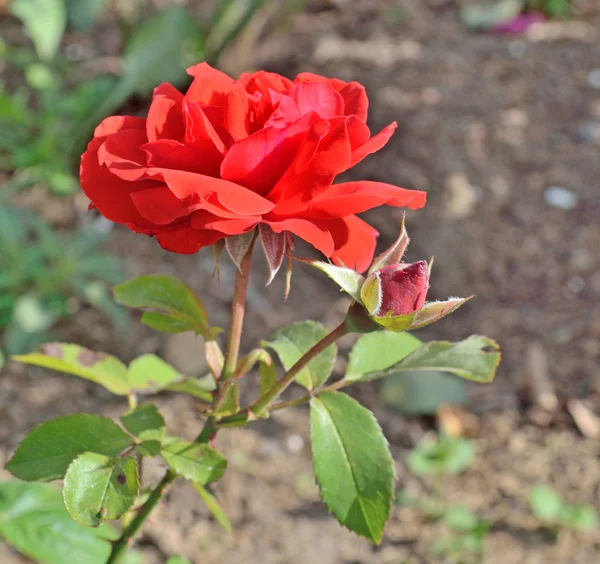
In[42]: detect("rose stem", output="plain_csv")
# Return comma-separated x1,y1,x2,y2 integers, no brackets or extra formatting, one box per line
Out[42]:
221,245,254,381
250,322,348,415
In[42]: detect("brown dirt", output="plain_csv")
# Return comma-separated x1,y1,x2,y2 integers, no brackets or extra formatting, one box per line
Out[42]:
2,1,600,562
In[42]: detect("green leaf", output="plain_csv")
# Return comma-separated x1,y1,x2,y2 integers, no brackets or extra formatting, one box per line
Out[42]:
6,414,133,481
63,454,139,526
10,0,67,60
368,335,501,383
161,440,227,484
127,354,181,391
121,404,165,442
135,440,162,457
408,436,475,476
165,375,215,402
0,481,116,564
167,557,192,564
460,0,522,30
311,262,364,301
444,504,479,532
114,275,214,339
529,485,564,522
310,391,395,543
192,483,232,533
380,370,468,416
141,312,194,334
345,331,422,381
65,0,108,30
561,503,598,531
13,343,130,395
263,321,337,391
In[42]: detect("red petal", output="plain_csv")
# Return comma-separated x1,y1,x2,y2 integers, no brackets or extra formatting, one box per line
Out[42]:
158,169,275,215
94,116,145,137
328,215,378,273
308,181,427,218
224,84,250,142
146,83,185,142
294,73,368,121
186,63,236,105
220,113,316,196
266,218,334,258
350,122,397,167
130,185,194,225
265,82,345,128
184,101,226,154
97,129,148,181
191,210,259,235
156,223,224,254
80,136,160,228
141,139,214,175
268,117,352,212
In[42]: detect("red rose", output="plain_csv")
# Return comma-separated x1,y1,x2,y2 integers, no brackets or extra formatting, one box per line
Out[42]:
361,261,430,318
81,63,426,272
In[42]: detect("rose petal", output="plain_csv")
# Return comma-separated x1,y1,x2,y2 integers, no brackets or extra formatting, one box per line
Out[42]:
186,62,235,105
266,218,334,258
328,215,379,273
97,129,148,181
220,113,317,196
94,116,145,137
191,210,259,235
130,185,195,225
350,122,397,168
156,223,224,254
146,83,185,142
308,181,427,218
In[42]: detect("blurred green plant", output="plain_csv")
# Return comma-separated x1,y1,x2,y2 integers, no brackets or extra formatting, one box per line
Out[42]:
0,205,125,354
2,0,284,195
432,505,490,564
408,434,476,477
529,484,598,535
461,0,573,31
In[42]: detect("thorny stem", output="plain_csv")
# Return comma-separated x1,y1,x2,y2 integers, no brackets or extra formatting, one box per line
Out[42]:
221,246,253,381
250,322,348,415
106,418,216,564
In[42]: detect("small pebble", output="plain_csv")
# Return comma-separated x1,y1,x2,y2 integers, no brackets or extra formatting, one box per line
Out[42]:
567,276,585,294
544,186,579,210
578,121,600,143
508,40,527,58
286,434,305,454
589,69,600,89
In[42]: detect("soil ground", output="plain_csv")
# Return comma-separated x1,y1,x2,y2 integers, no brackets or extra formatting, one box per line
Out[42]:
2,1,600,562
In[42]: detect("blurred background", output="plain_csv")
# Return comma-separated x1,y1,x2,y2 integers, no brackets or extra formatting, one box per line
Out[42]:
1,1,600,562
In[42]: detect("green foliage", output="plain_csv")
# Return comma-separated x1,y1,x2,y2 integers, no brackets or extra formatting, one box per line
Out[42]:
380,370,468,416
193,483,232,533
14,343,130,395
263,321,337,390
460,0,523,30
433,504,490,563
10,0,67,61
0,206,125,353
62,454,139,526
161,439,227,485
114,275,218,340
366,335,501,384
167,557,192,564
121,404,166,442
310,391,395,543
408,435,475,477
529,485,598,532
65,0,109,30
345,331,422,381
15,346,215,402
0,481,118,564
6,414,133,482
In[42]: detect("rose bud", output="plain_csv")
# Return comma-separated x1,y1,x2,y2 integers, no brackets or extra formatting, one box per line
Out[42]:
360,261,430,331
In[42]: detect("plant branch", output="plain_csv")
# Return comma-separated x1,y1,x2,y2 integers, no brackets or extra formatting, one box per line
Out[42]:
251,322,348,415
221,246,253,381
106,418,216,564
269,377,351,412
